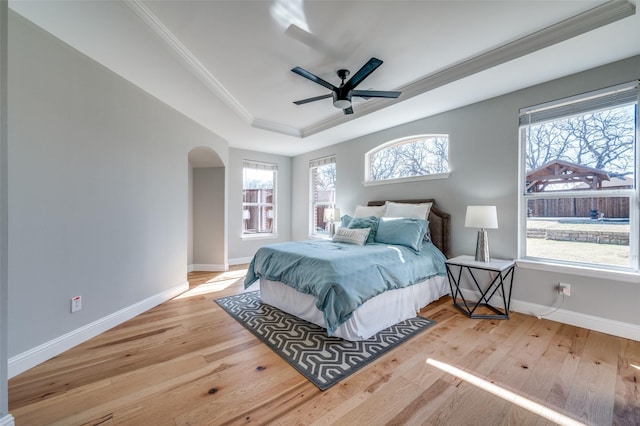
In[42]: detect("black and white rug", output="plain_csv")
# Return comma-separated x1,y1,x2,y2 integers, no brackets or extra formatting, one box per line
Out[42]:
215,291,436,390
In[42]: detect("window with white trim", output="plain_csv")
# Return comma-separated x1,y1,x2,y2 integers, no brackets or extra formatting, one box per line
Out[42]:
518,81,638,271
242,160,277,236
365,135,449,184
309,155,336,237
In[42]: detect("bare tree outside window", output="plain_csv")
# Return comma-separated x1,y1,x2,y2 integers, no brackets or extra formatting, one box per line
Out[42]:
520,88,637,271
525,105,635,181
310,161,336,236
243,164,276,235
368,135,449,182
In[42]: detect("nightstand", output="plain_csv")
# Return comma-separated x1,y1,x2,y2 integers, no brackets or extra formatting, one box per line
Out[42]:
445,255,515,319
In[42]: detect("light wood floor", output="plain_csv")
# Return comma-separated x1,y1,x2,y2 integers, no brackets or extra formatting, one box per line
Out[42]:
8,268,640,425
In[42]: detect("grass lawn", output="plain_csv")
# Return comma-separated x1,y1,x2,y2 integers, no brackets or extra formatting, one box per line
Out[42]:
526,220,630,267
526,238,630,267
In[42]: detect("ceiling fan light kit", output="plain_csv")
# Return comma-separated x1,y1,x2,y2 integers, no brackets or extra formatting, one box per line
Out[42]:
332,92,352,109
292,57,401,115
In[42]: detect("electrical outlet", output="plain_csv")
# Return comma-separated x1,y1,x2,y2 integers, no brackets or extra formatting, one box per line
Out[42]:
71,296,82,313
558,283,571,296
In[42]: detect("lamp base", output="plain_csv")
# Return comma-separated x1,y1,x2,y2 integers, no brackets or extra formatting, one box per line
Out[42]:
475,229,490,262
328,222,336,237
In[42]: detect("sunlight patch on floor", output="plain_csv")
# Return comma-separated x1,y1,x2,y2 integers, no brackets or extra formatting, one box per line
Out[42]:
206,269,248,282
176,269,248,299
426,358,586,426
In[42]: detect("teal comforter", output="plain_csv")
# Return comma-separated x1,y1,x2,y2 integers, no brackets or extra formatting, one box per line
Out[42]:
243,240,447,335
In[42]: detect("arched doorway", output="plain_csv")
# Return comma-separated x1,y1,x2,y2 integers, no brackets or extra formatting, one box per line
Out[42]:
188,147,226,271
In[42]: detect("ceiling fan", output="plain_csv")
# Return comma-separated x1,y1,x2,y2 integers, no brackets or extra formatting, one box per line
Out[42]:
291,57,401,115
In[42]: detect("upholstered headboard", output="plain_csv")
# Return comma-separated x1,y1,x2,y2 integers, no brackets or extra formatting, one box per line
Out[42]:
367,199,451,258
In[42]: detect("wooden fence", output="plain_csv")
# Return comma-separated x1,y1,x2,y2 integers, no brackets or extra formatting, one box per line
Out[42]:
527,196,629,219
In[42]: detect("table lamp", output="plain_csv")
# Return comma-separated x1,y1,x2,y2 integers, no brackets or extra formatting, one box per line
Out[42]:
323,208,341,237
465,206,498,262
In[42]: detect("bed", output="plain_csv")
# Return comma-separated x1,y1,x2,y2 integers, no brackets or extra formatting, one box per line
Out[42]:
244,199,451,341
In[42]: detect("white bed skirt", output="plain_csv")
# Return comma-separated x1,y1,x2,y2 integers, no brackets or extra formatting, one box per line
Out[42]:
258,275,450,341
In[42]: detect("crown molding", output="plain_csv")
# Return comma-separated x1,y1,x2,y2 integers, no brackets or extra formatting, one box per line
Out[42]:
251,118,302,138
301,0,636,138
124,0,634,139
123,0,254,123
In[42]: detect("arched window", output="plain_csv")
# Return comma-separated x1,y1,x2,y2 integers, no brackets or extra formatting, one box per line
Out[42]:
365,135,449,184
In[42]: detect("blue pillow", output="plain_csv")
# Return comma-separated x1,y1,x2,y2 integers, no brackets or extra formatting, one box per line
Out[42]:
375,217,428,252
346,216,378,244
340,214,353,228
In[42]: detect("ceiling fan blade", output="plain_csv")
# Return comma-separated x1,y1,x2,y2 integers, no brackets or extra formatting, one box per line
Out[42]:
343,57,383,91
343,106,354,115
285,24,341,59
291,67,336,91
352,90,401,99
293,93,333,105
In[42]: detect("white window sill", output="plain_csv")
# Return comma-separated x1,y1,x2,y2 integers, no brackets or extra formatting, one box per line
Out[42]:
362,172,450,187
241,233,278,241
516,258,640,283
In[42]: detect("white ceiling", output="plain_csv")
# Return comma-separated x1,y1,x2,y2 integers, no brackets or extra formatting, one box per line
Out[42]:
9,0,640,157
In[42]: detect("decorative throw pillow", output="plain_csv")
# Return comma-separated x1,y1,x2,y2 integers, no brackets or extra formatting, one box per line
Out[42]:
340,214,353,228
354,204,386,218
346,216,379,244
375,217,428,252
332,227,371,245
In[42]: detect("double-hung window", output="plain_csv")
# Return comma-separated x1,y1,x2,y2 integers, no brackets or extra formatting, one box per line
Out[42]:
242,160,277,237
518,81,639,272
309,155,336,237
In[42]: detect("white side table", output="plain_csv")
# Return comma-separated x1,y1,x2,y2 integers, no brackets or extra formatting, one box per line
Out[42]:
445,255,515,319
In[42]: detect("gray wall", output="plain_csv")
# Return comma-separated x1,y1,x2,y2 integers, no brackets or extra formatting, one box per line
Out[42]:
292,55,640,327
7,12,228,357
192,167,225,268
227,148,292,263
1,0,9,421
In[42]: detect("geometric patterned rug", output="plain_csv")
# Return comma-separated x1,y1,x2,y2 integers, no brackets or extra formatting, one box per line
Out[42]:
215,291,436,390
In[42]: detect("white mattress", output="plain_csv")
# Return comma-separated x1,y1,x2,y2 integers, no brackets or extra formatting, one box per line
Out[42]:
258,275,450,341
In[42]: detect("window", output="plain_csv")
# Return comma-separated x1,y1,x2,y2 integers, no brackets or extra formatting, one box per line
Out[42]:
518,81,638,271
310,155,336,237
242,160,277,236
365,135,449,184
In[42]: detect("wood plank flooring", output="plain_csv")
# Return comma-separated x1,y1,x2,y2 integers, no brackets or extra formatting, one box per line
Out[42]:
8,267,640,425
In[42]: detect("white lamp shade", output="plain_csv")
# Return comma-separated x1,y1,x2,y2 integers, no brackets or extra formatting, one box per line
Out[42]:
323,208,341,222
465,206,498,229
242,209,250,220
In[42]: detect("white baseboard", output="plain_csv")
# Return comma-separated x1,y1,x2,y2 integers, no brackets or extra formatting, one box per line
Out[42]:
458,288,640,341
8,281,189,379
189,264,227,272
187,259,252,271
229,257,253,266
511,299,640,341
0,414,15,426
